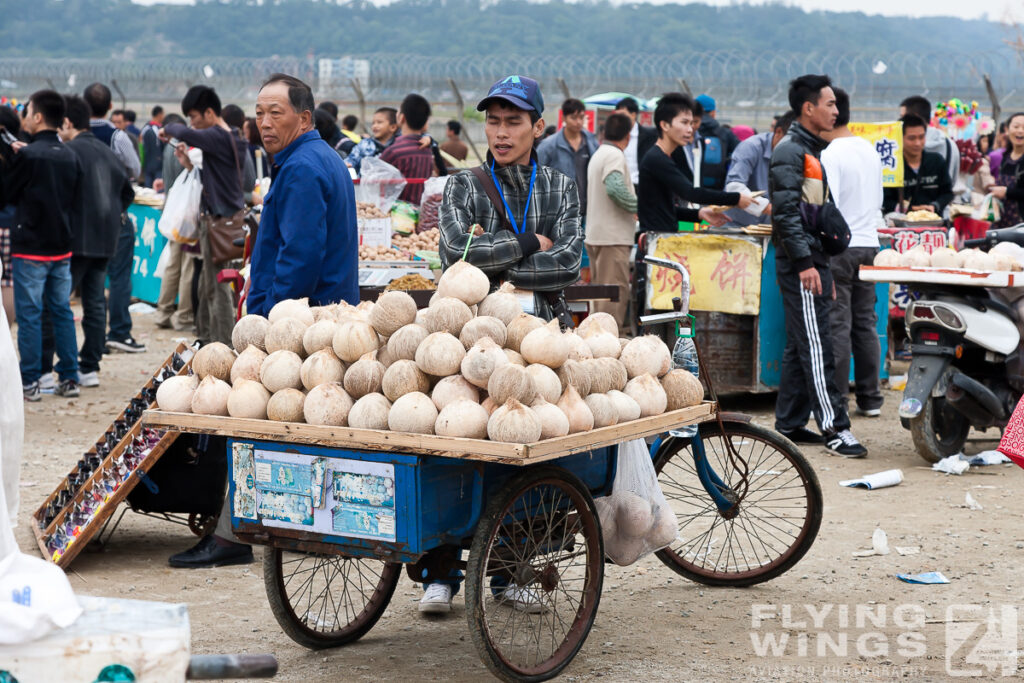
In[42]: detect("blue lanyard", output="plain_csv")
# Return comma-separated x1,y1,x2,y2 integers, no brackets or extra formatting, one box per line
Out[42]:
489,159,537,235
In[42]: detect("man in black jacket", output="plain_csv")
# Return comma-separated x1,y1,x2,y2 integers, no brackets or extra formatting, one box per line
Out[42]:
40,96,134,389
769,74,866,457
0,90,83,401
882,114,954,215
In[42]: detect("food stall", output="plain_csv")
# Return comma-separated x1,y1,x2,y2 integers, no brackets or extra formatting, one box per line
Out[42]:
127,190,168,304
638,229,889,392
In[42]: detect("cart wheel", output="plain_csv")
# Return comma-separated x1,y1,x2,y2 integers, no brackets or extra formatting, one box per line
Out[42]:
653,420,822,587
187,513,217,537
264,549,401,649
466,466,603,683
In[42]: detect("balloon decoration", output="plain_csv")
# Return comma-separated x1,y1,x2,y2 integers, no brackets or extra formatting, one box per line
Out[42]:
932,98,983,140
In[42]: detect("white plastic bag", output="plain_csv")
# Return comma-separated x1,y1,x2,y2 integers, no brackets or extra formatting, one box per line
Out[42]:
0,260,22,530
158,168,202,244
595,438,678,566
0,551,82,644
356,156,406,213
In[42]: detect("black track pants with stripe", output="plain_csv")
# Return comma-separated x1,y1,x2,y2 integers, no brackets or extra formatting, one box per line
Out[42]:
774,258,851,435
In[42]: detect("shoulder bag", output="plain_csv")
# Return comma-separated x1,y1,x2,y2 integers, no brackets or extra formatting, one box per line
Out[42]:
204,128,247,264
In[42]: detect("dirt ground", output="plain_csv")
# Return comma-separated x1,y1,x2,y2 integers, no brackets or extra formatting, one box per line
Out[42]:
12,309,1024,682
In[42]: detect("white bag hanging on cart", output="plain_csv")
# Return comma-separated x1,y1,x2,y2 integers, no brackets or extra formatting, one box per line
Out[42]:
594,438,679,566
158,155,203,245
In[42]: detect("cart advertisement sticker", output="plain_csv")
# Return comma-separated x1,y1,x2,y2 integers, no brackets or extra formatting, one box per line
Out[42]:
646,233,762,314
255,457,315,497
329,460,396,542
258,491,314,526
848,121,903,188
331,503,396,541
231,442,257,520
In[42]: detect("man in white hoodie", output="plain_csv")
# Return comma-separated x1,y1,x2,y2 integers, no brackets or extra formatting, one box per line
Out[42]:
900,95,960,198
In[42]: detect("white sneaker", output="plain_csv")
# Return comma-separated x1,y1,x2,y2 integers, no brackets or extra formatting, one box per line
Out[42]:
418,583,453,614
38,374,56,393
78,371,99,388
496,584,549,614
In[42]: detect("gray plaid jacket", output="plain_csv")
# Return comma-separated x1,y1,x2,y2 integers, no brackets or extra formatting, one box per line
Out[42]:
439,161,583,318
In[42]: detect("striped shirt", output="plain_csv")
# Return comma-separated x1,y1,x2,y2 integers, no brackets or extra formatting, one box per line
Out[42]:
379,134,435,204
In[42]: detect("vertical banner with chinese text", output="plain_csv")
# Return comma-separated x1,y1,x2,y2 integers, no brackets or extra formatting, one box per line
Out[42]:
848,121,903,188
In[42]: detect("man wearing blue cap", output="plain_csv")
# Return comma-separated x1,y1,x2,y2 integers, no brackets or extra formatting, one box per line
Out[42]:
438,75,583,322
426,76,583,615
694,94,740,191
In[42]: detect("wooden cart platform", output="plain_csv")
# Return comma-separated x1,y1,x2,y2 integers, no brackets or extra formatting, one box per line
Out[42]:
142,401,714,466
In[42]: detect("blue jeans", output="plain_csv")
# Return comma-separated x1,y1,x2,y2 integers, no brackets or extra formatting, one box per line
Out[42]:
42,256,109,375
12,257,79,385
107,218,134,340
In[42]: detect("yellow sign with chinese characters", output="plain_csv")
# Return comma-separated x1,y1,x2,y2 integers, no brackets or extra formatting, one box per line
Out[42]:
849,121,903,188
646,233,762,314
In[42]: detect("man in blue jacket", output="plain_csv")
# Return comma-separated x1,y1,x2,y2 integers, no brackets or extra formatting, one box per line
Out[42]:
245,73,359,317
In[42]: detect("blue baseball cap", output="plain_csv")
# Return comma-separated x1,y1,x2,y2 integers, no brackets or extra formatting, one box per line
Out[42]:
695,94,716,113
477,75,544,116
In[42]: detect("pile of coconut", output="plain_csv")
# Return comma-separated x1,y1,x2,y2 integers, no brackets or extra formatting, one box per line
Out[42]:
155,262,704,444
873,242,1024,272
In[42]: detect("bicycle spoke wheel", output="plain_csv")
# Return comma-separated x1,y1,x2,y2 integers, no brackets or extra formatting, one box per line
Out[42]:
264,548,401,649
654,420,822,587
466,466,603,683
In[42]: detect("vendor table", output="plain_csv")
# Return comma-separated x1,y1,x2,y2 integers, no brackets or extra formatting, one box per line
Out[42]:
359,283,620,308
126,202,167,305
639,230,889,392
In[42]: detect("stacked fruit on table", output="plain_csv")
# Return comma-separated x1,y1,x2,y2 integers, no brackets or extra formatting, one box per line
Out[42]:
873,242,1024,272
359,228,440,262
155,263,704,443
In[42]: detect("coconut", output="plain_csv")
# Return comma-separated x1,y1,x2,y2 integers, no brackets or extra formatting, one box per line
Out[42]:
505,313,544,353
585,393,618,428
565,332,594,361
487,398,542,443
302,319,340,356
578,312,619,337
477,282,522,324
531,398,570,439
929,247,958,268
267,388,306,422
620,335,672,379
300,348,345,391
192,342,236,382
648,504,678,548
303,383,354,426
268,298,315,326
332,320,380,362
624,373,668,417
607,389,641,422
388,392,438,434
461,338,510,389
582,328,621,359
348,393,392,430
504,348,527,366
311,306,335,322
603,358,628,391
487,364,537,406
156,374,198,413
260,350,304,393
232,315,270,353
381,359,431,401
520,320,569,368
459,316,507,349
584,358,613,394
661,369,704,410
899,246,931,268
526,364,562,404
370,290,418,337
436,260,490,305
344,356,385,398
556,359,592,397
230,345,267,384
431,375,479,411
414,332,466,377
617,492,654,537
962,250,995,272
556,386,594,433
387,323,429,361
422,297,473,337
435,400,490,439
481,396,498,415
992,252,1017,272
227,379,271,419
265,317,309,357
191,375,231,416
872,249,901,267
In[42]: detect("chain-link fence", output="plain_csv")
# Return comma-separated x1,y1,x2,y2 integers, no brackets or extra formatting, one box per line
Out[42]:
3,50,1021,124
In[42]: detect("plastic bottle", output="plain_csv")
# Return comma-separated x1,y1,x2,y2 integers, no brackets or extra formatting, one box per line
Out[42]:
671,335,700,437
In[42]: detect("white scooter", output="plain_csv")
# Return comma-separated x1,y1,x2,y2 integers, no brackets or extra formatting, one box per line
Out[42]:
898,224,1024,462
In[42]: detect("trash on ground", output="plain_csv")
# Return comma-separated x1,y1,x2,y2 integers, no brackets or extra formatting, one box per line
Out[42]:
127,302,156,314
839,469,903,490
932,454,970,475
896,571,950,584
895,546,920,556
887,374,908,391
853,528,890,557
965,450,1011,466
964,492,984,510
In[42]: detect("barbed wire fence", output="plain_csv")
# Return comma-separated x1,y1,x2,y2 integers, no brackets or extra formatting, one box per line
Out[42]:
2,50,1021,128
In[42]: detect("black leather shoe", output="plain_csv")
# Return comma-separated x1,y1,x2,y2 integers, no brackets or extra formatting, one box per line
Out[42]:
779,427,825,444
169,535,253,568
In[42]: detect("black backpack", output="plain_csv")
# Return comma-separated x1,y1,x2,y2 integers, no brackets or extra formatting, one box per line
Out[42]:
815,185,851,256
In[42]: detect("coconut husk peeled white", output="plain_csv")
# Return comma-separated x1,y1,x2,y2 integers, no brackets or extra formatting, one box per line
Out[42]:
260,350,304,392
584,393,618,428
156,374,199,413
556,385,594,433
872,249,901,267
192,342,236,382
461,338,510,389
459,316,507,349
414,332,466,377
269,298,315,325
487,398,542,443
620,335,672,379
431,375,479,411
525,364,562,404
191,375,232,416
344,355,386,399
436,260,490,306
303,383,354,426
556,358,591,398
332,320,380,362
265,317,309,357
267,388,306,422
505,313,544,353
388,392,438,434
348,393,391,430
300,348,345,391
230,345,267,384
381,359,431,401
607,389,641,422
370,290,418,337
564,331,594,361
477,282,522,325
504,348,527,367
226,378,271,419
487,363,537,406
531,398,570,439
387,323,429,361
435,400,490,439
661,369,704,410
578,312,618,337
520,319,569,368
232,314,270,353
422,297,474,337
302,319,340,356
624,373,668,417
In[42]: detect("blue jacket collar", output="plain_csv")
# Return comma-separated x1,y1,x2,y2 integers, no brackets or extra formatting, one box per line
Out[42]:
273,130,320,166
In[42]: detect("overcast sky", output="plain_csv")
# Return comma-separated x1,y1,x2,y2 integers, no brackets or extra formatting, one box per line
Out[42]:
130,0,1020,21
